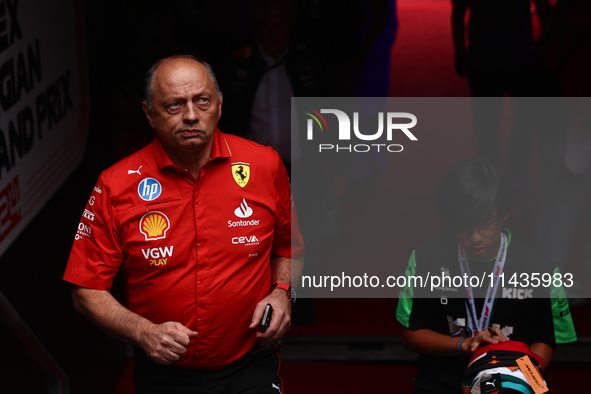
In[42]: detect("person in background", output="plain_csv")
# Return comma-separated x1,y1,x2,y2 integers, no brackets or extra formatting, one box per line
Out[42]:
397,158,576,393
452,0,551,196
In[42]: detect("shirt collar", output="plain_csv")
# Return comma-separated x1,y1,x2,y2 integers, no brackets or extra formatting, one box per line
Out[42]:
210,128,232,160
152,128,231,171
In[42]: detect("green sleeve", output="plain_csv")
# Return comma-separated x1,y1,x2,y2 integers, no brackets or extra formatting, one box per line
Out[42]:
550,267,577,344
396,250,416,328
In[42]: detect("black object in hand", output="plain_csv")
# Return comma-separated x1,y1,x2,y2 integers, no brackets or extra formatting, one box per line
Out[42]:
261,304,272,333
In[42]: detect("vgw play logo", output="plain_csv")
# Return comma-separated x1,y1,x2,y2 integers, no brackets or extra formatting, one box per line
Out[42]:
303,108,417,153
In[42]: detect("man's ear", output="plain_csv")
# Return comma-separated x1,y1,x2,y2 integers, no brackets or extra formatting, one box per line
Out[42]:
142,102,154,129
217,91,223,120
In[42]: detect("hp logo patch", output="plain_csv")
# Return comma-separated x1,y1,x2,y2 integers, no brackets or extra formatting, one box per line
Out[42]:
138,178,162,201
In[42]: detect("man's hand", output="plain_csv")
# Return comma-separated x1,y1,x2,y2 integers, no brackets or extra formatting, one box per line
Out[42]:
71,286,199,365
249,289,291,347
139,322,198,365
461,327,507,354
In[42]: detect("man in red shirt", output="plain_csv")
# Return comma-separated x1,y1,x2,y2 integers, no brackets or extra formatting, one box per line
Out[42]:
63,55,304,393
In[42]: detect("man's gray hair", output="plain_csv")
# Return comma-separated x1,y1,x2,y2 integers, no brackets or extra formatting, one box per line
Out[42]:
143,55,221,111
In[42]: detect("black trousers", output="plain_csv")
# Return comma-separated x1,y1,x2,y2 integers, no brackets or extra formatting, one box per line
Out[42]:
133,347,285,394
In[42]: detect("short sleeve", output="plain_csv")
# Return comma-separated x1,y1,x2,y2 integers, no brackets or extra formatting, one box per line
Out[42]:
396,250,432,330
62,173,123,290
549,268,577,344
271,152,304,259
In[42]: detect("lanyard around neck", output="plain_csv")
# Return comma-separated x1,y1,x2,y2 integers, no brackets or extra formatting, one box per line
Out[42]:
457,232,507,335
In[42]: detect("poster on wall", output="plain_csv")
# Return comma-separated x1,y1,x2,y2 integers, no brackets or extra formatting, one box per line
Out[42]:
0,0,87,256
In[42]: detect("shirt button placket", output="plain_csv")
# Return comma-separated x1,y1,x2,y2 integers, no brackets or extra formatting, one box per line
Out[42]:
193,175,200,347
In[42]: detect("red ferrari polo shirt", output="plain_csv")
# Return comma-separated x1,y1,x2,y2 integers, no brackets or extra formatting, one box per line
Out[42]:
63,129,304,369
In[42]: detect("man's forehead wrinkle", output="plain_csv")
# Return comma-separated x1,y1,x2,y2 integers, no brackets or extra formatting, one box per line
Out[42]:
154,81,199,104
164,79,201,94
155,63,213,99
161,83,214,104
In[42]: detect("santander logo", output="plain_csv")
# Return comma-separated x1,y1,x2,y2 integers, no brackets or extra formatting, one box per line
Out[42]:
234,198,253,218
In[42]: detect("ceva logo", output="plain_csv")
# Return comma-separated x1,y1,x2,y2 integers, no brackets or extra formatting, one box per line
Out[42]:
232,235,260,246
304,107,418,153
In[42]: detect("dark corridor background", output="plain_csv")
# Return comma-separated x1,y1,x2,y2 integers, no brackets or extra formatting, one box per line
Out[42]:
1,1,590,393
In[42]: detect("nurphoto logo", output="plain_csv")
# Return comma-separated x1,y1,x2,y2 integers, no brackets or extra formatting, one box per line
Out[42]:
304,107,418,153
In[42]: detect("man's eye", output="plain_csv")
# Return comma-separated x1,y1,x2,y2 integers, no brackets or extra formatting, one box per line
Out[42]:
169,102,180,109
197,98,209,104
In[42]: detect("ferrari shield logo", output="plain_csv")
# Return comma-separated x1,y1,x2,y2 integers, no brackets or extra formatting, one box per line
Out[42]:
232,162,250,188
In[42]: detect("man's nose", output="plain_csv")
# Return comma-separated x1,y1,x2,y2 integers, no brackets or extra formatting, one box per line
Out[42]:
183,103,199,123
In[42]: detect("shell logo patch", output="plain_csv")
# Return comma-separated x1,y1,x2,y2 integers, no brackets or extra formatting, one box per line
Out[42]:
232,162,250,188
139,211,170,241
